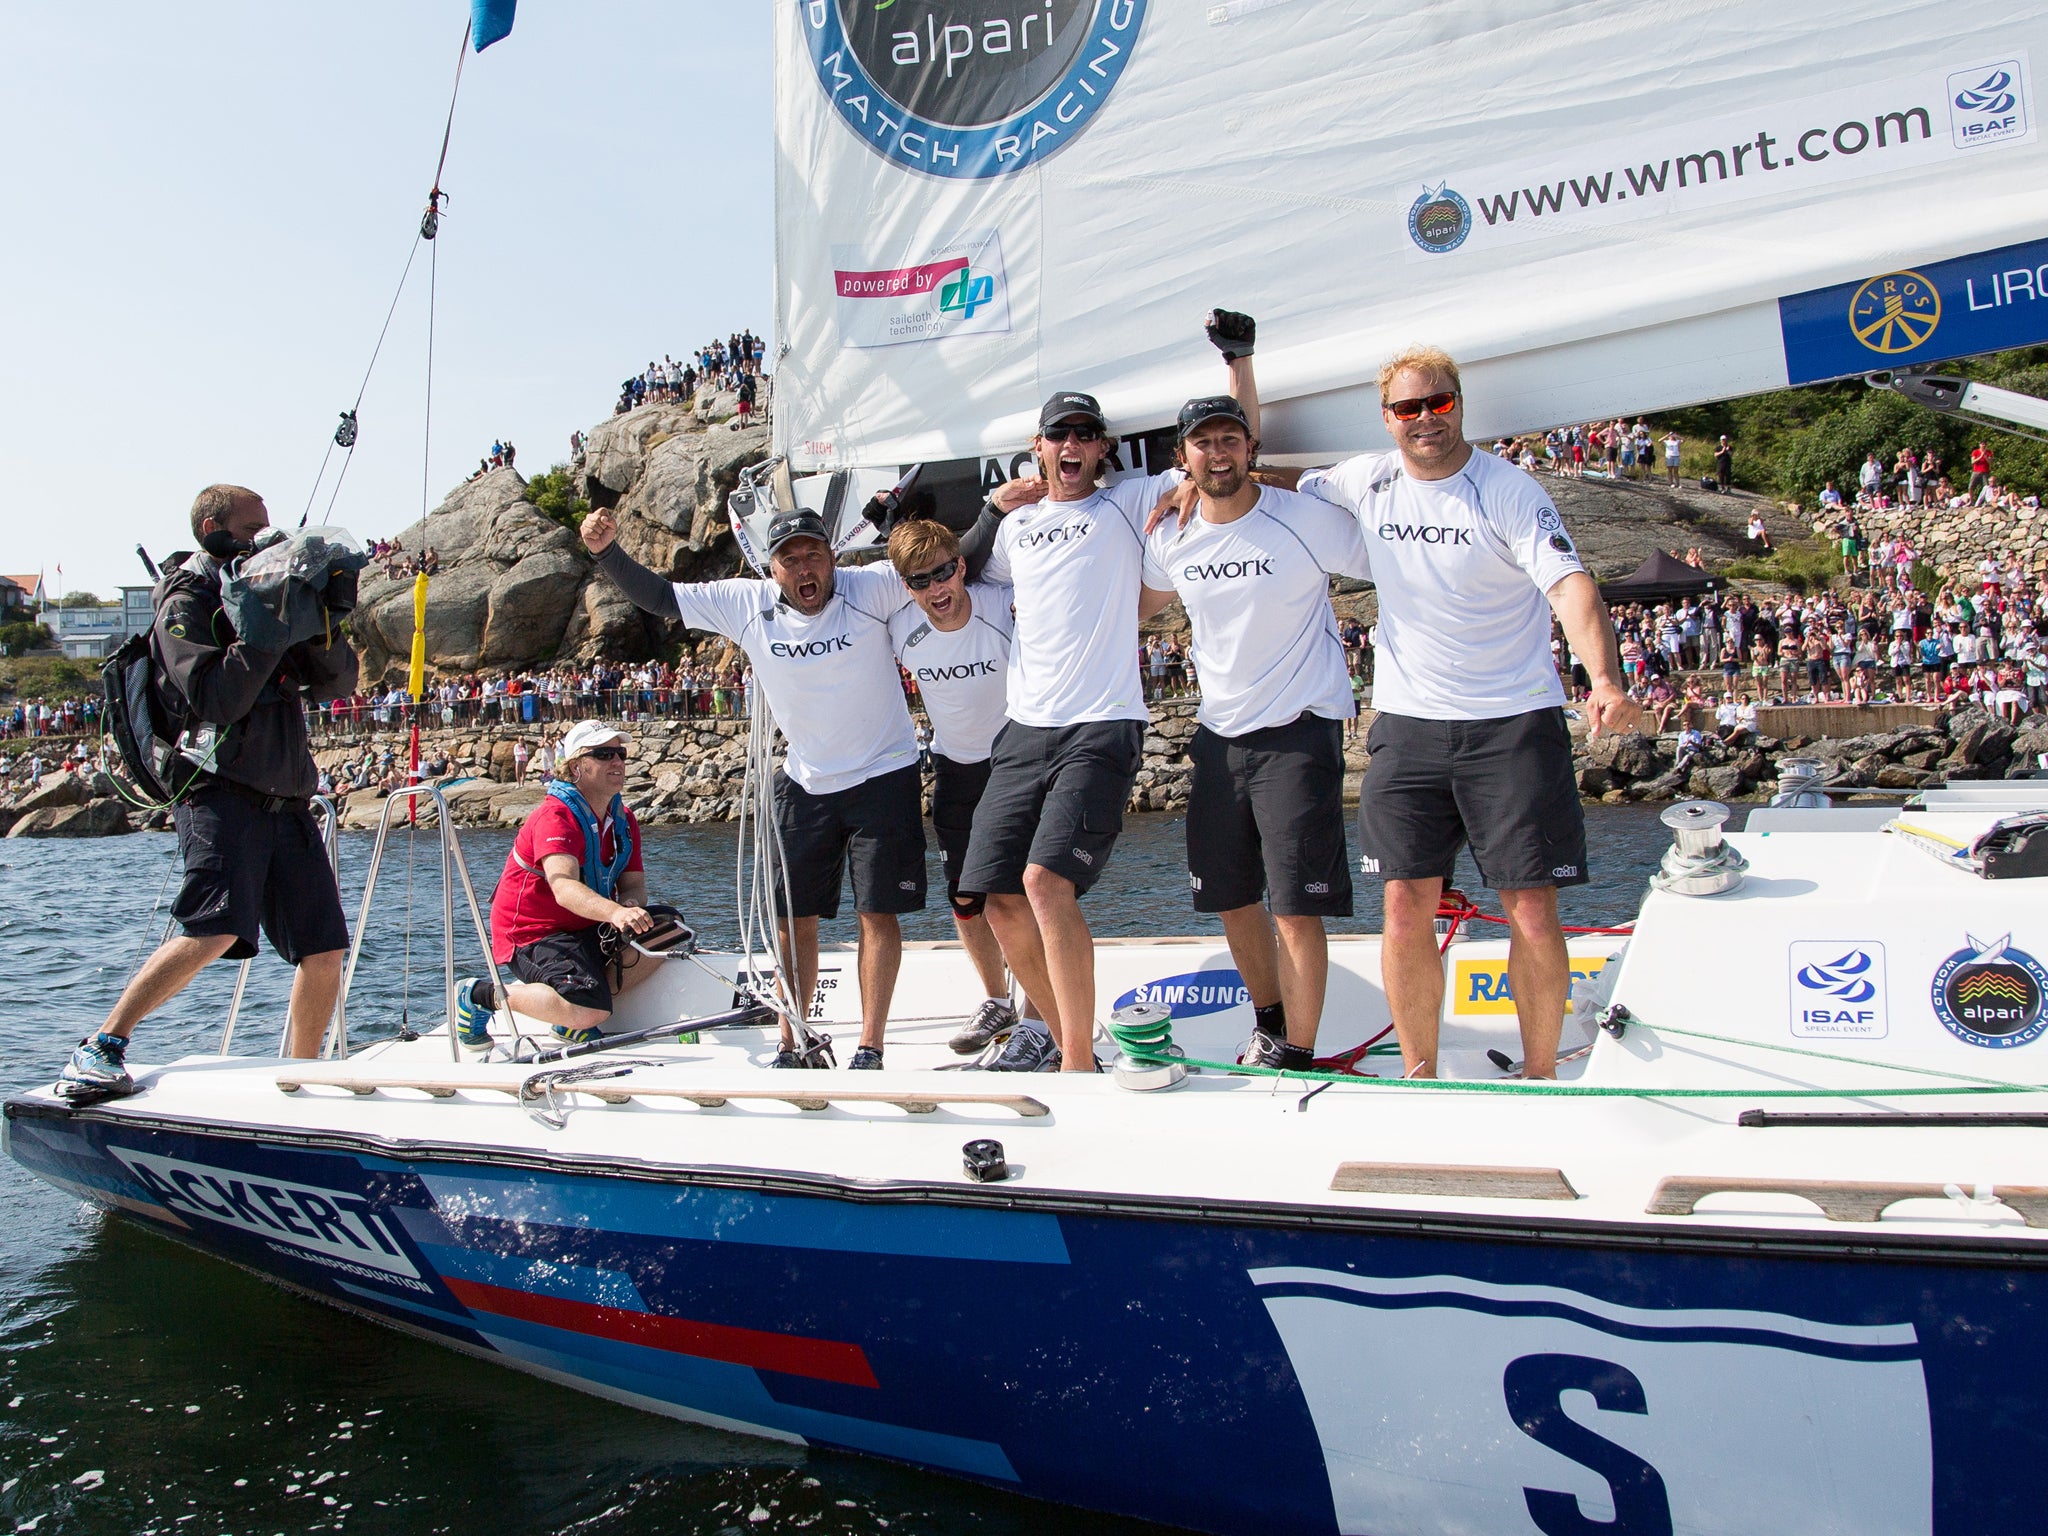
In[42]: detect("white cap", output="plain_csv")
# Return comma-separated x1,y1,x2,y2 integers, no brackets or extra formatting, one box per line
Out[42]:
560,720,633,762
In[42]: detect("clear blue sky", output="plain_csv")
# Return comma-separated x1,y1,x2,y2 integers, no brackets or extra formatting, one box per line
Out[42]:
0,2,772,598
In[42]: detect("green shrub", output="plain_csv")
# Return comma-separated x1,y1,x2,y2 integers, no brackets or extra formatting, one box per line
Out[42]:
524,464,591,529
0,621,52,656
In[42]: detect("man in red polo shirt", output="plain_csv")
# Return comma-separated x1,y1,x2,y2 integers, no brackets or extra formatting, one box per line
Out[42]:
458,720,662,1049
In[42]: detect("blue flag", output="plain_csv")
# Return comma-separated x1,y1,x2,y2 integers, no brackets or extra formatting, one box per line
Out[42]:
472,0,516,51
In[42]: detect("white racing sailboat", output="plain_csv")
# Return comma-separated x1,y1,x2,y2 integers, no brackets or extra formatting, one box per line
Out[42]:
12,5,2048,1533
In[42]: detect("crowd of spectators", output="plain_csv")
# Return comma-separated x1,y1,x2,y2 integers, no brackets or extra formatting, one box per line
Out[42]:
2,696,95,739
464,439,519,482
615,331,764,416
1485,421,1718,489
363,538,440,581
307,651,760,735
1578,561,2048,723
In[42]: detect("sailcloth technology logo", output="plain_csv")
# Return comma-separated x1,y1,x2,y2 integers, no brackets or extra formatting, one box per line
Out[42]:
800,0,1148,178
832,228,1012,348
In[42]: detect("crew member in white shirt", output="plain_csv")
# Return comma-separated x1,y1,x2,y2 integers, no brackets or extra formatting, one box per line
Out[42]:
960,391,1179,1073
1226,345,1637,1079
1139,393,1372,1073
582,506,924,1071
883,518,1044,1055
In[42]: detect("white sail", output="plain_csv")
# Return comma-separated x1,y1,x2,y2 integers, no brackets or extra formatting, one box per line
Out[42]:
773,0,2047,471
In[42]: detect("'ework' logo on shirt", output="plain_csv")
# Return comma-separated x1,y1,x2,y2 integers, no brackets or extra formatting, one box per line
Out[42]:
1016,519,1094,550
1378,523,1473,546
769,636,855,658
915,660,1000,682
1180,558,1274,581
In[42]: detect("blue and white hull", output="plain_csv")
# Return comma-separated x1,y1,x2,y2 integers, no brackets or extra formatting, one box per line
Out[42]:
12,800,2048,1534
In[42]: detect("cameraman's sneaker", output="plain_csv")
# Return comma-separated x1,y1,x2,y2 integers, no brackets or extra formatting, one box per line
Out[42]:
981,1020,1060,1073
1239,1030,1314,1072
949,998,1017,1055
57,1034,136,1104
453,977,494,1051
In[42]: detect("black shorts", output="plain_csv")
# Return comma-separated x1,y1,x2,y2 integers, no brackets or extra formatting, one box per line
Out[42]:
171,785,349,964
930,753,993,919
509,927,613,1013
1186,714,1352,917
957,719,1142,898
1357,708,1588,890
774,763,926,920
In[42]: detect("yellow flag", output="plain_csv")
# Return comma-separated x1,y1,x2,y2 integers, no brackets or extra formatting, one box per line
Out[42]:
408,570,429,700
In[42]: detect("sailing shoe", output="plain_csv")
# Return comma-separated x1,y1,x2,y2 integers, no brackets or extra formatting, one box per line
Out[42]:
1239,1031,1315,1073
848,1045,884,1070
949,998,1018,1055
550,1023,605,1047
453,977,494,1050
982,1021,1061,1073
57,1034,136,1104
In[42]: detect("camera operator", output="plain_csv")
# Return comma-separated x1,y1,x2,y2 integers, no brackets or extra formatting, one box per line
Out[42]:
58,484,361,1103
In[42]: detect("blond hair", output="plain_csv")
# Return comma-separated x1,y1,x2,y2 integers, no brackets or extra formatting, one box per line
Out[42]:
886,519,960,578
1377,347,1462,405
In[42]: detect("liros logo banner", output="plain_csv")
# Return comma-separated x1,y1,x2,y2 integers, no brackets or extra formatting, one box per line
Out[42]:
800,0,1147,179
1788,942,1887,1038
832,229,1012,349
1930,933,2048,1049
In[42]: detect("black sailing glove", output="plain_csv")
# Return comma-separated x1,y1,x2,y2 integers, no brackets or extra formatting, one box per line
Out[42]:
1205,308,1256,361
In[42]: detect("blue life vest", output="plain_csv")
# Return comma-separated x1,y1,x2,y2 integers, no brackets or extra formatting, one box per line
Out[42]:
544,780,633,899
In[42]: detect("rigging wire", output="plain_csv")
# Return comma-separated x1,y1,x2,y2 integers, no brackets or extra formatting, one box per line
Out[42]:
298,14,472,528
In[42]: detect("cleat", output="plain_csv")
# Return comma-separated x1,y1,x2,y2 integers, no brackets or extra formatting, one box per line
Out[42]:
550,1023,605,1047
1239,1031,1314,1072
980,1020,1061,1073
57,1035,136,1104
453,977,494,1050
950,998,1018,1055
849,1045,884,1070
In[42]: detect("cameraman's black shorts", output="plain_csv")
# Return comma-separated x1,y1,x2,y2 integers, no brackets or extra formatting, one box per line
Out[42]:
774,764,926,920
1187,714,1352,916
930,753,993,919
171,784,349,963
1357,708,1588,889
509,927,613,1013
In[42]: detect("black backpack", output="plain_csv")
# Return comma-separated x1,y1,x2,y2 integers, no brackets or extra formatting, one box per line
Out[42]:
100,629,190,806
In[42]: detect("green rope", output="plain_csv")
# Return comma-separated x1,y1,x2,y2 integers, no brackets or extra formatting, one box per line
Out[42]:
1102,1013,2048,1100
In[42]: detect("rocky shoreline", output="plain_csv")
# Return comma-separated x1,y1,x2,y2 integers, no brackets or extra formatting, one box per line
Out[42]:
9,698,2041,840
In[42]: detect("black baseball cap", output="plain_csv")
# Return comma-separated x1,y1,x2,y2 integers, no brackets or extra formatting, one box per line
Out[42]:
1038,390,1106,432
1176,395,1251,440
765,509,830,556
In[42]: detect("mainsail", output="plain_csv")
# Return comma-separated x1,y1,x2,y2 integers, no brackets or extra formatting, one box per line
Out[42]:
773,0,2046,486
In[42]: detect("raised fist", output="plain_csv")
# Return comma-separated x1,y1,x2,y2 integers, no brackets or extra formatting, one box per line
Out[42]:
582,509,619,555
1205,308,1256,361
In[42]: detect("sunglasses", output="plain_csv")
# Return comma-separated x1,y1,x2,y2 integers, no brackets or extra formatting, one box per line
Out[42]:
904,556,961,591
581,746,628,761
1385,391,1459,421
1040,424,1105,442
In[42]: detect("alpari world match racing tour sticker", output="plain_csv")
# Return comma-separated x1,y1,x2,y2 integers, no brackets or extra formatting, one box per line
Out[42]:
1930,932,2048,1048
